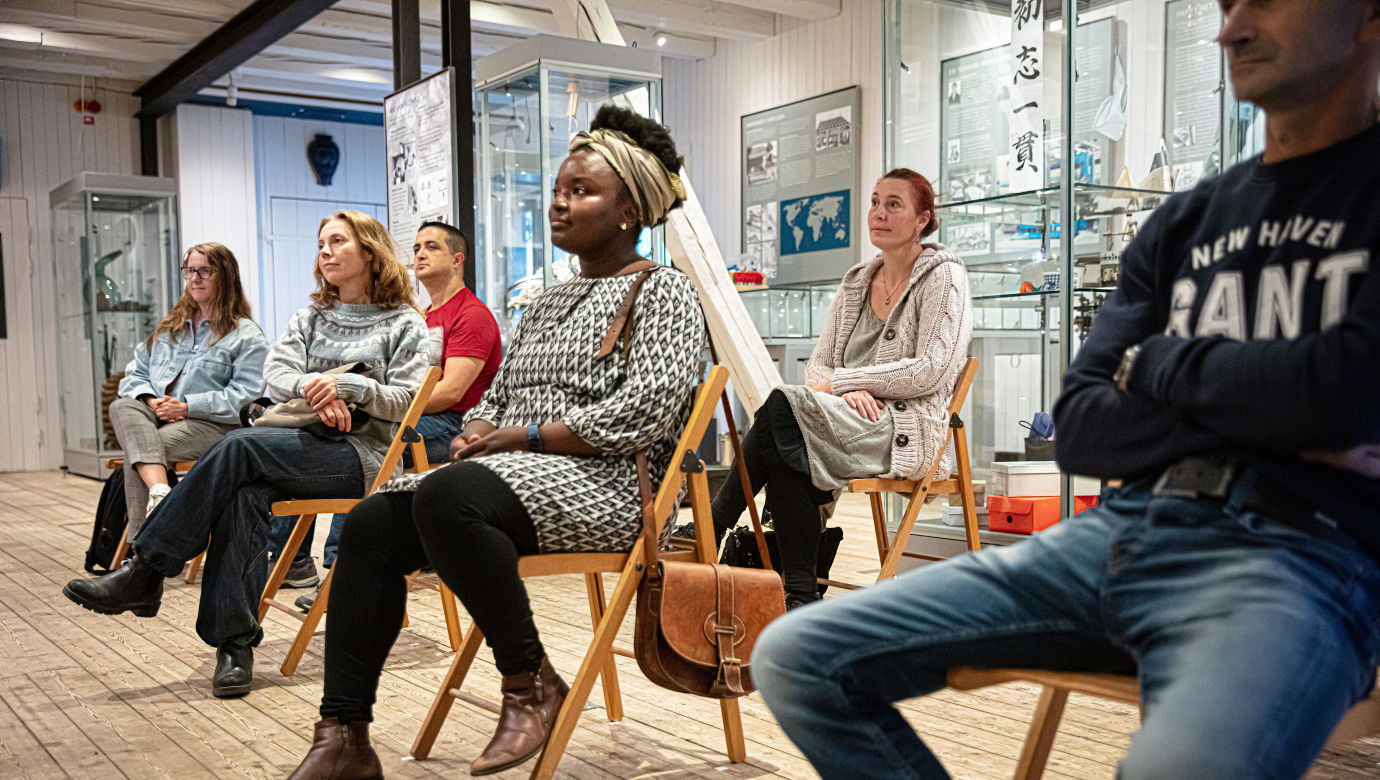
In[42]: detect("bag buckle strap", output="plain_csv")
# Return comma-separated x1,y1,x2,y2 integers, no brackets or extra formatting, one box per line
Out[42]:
710,565,746,697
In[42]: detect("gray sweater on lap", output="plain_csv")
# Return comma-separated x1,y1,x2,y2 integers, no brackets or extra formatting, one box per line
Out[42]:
264,302,430,489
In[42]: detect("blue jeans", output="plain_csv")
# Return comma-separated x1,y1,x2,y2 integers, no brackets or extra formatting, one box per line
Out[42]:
268,412,465,570
752,478,1380,780
133,427,364,647
268,511,345,568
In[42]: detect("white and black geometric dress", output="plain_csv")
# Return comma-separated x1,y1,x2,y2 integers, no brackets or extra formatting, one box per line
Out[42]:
379,267,706,553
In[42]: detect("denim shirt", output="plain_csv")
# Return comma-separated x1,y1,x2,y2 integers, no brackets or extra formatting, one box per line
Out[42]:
118,316,269,425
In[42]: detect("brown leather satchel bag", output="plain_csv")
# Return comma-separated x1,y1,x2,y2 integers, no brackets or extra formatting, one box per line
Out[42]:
630,355,784,698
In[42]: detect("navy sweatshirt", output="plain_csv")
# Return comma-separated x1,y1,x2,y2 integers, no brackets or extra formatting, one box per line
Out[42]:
1054,122,1380,560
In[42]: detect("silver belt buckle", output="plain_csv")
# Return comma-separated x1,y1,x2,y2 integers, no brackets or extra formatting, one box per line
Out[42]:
1152,457,1238,499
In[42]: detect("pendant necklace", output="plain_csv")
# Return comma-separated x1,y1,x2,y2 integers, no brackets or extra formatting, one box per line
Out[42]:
881,271,909,307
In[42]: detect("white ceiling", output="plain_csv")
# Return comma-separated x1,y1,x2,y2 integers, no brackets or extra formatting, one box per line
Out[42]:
0,0,841,111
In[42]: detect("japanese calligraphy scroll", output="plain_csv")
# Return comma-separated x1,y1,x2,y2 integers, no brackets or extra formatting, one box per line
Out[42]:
1009,0,1044,192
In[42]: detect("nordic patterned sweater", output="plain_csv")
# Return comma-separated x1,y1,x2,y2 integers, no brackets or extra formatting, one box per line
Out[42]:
264,302,430,489
805,245,973,481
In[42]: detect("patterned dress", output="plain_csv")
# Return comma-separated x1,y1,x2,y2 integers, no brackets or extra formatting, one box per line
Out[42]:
380,268,706,553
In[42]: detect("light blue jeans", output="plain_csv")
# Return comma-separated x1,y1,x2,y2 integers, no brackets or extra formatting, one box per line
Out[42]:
752,479,1380,779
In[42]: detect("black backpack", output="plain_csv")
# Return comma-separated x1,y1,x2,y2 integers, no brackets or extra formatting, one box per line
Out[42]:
84,470,128,573
83,470,178,573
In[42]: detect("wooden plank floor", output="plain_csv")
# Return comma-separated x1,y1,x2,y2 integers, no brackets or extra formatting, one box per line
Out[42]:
2,469,1378,779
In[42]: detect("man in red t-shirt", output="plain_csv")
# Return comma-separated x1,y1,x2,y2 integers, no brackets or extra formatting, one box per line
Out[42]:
410,221,502,465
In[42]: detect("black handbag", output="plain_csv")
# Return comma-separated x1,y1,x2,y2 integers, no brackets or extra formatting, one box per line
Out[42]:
719,515,844,596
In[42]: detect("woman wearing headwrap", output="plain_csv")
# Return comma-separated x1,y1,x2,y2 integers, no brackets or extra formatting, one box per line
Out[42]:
288,106,706,780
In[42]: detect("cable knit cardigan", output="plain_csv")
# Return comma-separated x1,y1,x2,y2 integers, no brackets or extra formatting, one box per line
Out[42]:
804,244,972,481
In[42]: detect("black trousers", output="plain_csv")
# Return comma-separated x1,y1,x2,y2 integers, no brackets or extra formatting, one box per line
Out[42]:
711,389,833,598
319,461,542,723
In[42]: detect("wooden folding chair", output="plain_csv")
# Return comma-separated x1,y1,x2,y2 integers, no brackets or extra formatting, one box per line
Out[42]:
843,356,981,585
105,457,205,581
411,364,748,779
948,667,1380,779
258,366,465,675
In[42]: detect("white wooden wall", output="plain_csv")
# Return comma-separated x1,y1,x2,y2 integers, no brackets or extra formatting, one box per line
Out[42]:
252,115,385,341
662,1,885,273
168,105,260,320
0,75,139,472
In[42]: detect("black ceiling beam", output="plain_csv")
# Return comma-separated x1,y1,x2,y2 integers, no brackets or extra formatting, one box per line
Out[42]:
134,0,337,119
392,0,421,90
441,0,475,292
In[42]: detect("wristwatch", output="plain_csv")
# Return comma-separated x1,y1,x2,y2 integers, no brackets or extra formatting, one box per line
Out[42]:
1113,343,1142,393
527,423,545,453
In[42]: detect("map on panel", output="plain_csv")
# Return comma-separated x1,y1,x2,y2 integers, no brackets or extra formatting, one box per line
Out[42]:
780,190,850,256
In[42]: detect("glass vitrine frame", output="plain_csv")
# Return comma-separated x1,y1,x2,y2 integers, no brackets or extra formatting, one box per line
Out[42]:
882,0,1245,535
474,35,664,336
49,173,180,479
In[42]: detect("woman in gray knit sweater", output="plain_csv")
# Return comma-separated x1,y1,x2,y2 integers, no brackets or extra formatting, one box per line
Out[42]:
63,210,430,699
711,168,972,609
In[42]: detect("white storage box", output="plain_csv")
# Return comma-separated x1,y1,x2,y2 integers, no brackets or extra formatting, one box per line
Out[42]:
940,504,989,528
989,461,1060,497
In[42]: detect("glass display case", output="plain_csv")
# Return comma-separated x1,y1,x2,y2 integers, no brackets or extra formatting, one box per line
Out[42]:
50,173,179,479
474,35,663,335
739,282,839,340
883,0,1244,540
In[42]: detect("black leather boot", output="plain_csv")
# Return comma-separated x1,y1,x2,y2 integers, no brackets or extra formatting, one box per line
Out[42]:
62,556,164,617
287,718,384,780
212,644,253,698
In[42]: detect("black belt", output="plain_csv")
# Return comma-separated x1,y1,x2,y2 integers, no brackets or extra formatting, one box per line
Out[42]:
1151,456,1337,536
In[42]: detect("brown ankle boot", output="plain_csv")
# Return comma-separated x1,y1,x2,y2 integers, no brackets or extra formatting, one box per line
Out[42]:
470,657,569,776
287,718,384,780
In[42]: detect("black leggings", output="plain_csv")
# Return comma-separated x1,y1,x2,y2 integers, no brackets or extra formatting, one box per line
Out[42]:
319,461,542,723
711,389,833,598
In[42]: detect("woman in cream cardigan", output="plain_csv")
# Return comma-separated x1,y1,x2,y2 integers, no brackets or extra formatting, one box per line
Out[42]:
711,168,972,609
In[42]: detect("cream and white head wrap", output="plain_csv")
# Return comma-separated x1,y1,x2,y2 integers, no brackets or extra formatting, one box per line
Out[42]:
568,128,687,228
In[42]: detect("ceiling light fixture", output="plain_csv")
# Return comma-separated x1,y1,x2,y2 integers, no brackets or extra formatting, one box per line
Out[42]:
653,30,667,47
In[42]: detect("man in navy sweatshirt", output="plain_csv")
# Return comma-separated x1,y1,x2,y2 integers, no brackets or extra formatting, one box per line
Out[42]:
751,4,1380,778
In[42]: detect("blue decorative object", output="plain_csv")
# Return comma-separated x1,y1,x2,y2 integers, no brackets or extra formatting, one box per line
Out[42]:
307,134,340,186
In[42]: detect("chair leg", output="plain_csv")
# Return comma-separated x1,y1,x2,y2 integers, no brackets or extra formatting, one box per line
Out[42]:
184,549,205,584
953,424,981,553
867,491,889,563
718,698,747,763
412,622,486,760
688,470,718,564
530,542,646,780
584,572,623,722
109,528,131,571
1013,686,1069,780
280,563,334,676
439,581,464,653
878,489,927,582
259,514,316,623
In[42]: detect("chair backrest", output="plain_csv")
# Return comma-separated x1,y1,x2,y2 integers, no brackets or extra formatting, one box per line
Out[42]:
367,365,443,494
917,356,979,483
946,357,978,419
649,364,729,535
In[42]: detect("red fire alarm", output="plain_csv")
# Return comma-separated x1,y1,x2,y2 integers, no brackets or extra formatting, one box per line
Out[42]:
73,99,102,115
83,116,94,125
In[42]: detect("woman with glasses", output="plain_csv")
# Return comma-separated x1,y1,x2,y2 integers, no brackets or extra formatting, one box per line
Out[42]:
108,242,269,539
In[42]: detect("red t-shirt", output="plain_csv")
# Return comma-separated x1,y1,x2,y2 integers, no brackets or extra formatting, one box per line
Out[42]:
425,287,502,414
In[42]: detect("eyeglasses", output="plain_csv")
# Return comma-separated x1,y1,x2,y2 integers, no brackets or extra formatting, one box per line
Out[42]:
181,266,215,280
